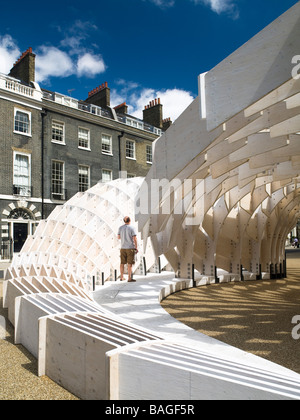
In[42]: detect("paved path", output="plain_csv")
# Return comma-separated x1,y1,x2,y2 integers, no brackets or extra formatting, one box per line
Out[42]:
0,249,299,399
93,250,300,380
162,249,300,375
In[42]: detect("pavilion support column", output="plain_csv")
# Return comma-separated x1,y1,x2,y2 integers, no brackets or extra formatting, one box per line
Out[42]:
250,239,262,280
176,261,193,279
202,236,215,278
230,240,243,281
175,225,195,279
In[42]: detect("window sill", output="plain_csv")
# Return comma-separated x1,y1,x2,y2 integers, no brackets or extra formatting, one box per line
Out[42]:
78,146,91,151
51,140,66,145
14,131,32,137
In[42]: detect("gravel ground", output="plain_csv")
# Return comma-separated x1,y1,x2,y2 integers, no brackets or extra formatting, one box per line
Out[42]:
162,249,300,375
0,282,79,400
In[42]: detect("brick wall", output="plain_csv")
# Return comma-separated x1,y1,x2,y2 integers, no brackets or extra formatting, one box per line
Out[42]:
0,98,42,197
121,136,152,177
143,99,163,129
9,48,36,84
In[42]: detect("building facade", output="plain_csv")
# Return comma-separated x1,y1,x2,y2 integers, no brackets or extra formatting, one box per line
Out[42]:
0,48,171,261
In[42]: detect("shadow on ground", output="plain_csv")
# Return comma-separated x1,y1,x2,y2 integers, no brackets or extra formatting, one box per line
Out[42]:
162,249,300,375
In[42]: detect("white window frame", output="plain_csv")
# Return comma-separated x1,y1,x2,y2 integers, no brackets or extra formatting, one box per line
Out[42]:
78,165,90,192
51,120,65,144
146,144,153,164
126,117,144,130
125,139,136,160
13,151,31,196
101,133,113,155
102,169,112,183
154,127,162,136
51,160,65,199
14,108,31,136
78,127,90,150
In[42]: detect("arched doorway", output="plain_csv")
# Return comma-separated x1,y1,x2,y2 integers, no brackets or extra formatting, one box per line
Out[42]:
1,203,41,259
9,208,34,253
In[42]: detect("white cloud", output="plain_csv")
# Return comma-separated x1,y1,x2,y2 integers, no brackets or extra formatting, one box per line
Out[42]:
35,46,74,82
148,0,175,8
128,88,157,117
1,20,107,83
156,88,195,121
60,21,99,55
147,0,239,17
111,82,195,123
193,0,239,18
77,53,106,77
0,35,20,74
36,48,106,82
60,36,83,53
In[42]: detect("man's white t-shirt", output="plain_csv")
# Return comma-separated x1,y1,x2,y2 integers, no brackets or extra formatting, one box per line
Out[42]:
118,224,137,249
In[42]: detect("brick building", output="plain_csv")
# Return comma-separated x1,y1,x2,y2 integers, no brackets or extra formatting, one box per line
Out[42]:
0,48,172,261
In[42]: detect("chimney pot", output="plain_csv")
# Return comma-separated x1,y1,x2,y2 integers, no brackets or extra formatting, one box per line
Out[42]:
9,47,36,84
143,97,163,129
85,81,110,108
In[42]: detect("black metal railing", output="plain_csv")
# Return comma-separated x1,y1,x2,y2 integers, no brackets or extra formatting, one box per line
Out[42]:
13,185,32,197
1,239,13,261
43,91,162,136
51,188,67,201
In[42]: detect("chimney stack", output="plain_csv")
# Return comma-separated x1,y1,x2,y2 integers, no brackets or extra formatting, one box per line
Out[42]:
143,98,163,129
114,102,128,115
9,47,36,84
85,82,110,109
163,117,172,131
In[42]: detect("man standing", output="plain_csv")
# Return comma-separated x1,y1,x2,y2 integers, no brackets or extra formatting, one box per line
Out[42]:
118,216,138,282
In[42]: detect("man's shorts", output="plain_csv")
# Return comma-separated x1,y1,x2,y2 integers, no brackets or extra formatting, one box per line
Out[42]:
120,249,136,265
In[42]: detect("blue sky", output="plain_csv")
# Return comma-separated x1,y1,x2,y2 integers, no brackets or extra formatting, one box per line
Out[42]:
0,0,298,121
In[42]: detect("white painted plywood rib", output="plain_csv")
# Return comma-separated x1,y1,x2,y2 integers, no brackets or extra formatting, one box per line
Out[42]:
205,3,300,131
117,342,300,400
11,176,158,285
38,312,164,400
13,292,107,356
3,4,300,400
138,73,300,278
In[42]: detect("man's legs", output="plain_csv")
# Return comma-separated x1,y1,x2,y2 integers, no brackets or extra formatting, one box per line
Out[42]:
120,263,125,280
127,264,132,281
120,250,135,282
120,249,127,280
120,263,133,281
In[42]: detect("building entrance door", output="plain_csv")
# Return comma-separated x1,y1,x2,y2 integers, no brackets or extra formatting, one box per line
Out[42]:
13,223,28,253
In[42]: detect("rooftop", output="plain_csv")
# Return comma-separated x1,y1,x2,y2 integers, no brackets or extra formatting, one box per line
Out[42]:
0,72,163,136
